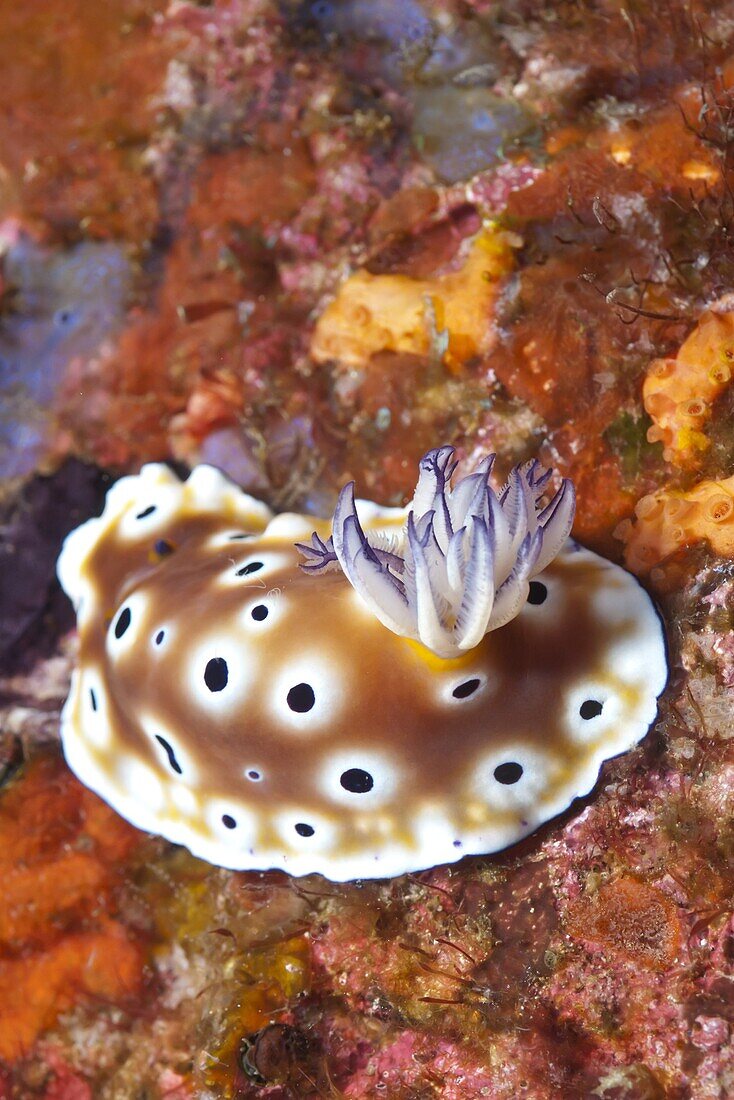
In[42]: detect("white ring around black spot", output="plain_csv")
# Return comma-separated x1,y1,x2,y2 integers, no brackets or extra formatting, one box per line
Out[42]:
320,750,398,807
222,814,237,830
155,630,165,646
246,769,262,782
295,822,315,837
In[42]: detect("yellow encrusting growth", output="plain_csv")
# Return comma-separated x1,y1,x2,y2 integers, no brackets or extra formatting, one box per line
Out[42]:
310,227,517,372
643,303,734,468
618,474,734,575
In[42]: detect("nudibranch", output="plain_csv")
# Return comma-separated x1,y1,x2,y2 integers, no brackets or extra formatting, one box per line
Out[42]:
57,449,667,880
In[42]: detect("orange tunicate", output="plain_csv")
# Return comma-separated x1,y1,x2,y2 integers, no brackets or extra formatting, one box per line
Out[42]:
310,227,517,372
643,302,734,468
566,876,681,971
619,474,734,575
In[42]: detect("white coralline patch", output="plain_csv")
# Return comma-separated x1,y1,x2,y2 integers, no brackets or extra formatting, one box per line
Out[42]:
56,453,668,881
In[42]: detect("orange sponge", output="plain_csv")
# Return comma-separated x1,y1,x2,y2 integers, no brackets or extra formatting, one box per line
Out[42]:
619,474,734,574
644,302,734,468
310,228,517,373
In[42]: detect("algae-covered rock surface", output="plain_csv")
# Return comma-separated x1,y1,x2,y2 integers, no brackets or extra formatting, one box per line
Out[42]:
2,1,734,1096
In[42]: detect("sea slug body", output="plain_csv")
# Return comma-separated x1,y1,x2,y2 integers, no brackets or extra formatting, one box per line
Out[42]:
56,451,667,880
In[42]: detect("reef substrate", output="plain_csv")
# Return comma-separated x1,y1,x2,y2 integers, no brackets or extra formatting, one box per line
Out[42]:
2,0,734,1097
